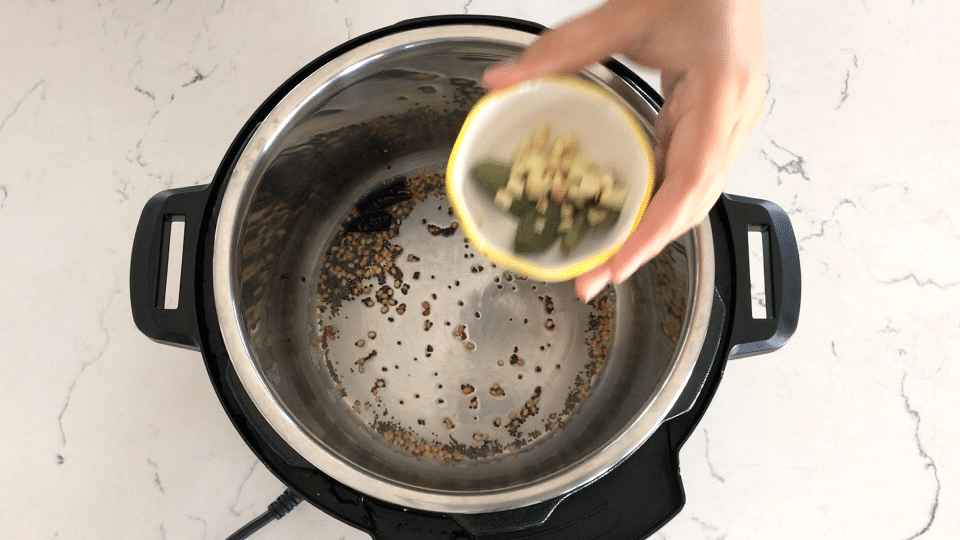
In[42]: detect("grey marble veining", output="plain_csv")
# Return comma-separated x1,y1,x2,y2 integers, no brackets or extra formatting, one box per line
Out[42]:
0,0,957,539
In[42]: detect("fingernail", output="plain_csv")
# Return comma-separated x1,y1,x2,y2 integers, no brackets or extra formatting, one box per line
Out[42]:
577,268,611,302
613,258,647,284
581,279,607,302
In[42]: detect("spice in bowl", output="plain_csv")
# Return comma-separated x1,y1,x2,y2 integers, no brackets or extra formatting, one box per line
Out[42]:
472,123,630,256
446,75,655,282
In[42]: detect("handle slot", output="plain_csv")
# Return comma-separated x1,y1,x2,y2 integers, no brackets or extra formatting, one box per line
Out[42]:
748,226,773,320
158,217,186,310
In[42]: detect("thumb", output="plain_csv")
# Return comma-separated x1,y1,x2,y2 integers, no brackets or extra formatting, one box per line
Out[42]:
483,2,640,90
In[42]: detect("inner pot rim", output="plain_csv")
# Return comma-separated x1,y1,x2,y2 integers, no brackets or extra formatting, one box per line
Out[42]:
212,23,715,514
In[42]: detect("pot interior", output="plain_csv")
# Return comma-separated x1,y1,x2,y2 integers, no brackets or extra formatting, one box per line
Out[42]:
219,26,706,509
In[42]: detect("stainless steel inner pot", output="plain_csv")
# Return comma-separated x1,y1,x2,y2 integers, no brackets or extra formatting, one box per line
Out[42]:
212,25,714,514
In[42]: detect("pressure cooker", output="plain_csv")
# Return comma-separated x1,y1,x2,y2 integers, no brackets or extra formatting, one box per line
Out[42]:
130,15,800,539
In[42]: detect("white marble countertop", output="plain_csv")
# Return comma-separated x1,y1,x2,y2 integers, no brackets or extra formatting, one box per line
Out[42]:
1,1,956,539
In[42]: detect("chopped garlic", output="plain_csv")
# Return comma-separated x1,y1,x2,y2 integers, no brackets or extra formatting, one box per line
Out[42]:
566,184,588,207
550,171,573,202
475,123,633,257
587,207,609,226
531,124,551,152
579,173,601,199
524,154,551,199
549,169,566,194
505,173,525,197
567,155,595,181
568,172,602,207
534,216,547,234
599,172,614,194
536,197,549,215
494,188,514,211
548,134,579,171
599,185,629,210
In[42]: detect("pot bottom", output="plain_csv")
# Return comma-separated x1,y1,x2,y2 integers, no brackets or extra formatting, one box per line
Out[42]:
313,168,619,464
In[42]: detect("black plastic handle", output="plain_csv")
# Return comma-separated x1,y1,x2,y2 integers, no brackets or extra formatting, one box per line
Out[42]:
130,185,209,350
721,194,801,359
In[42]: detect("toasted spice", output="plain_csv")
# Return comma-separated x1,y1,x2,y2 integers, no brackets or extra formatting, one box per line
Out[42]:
316,169,616,464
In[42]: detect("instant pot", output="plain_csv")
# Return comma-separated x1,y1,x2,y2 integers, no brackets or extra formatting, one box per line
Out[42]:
130,15,800,539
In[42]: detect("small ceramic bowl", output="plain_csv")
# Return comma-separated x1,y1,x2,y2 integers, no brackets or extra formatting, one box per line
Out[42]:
446,76,655,282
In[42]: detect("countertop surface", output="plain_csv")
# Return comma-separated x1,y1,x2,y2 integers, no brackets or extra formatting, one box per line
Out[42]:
2,1,957,539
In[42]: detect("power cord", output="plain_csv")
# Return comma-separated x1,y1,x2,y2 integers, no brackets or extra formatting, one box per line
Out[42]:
225,488,304,540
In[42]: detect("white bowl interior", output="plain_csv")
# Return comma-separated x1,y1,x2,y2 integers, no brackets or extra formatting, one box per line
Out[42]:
451,78,652,278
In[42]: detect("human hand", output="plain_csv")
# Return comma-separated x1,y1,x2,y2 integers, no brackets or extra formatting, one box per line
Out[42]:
483,0,766,301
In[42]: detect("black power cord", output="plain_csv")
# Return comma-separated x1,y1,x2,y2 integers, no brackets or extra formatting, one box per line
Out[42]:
225,488,304,540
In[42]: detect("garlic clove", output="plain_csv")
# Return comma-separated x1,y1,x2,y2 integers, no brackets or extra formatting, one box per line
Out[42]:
587,207,609,226
578,173,602,201
536,197,549,215
505,171,525,197
494,188,514,211
531,124,551,152
599,186,628,210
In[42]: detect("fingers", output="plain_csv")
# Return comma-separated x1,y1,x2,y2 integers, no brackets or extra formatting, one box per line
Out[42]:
659,69,684,100
610,85,731,283
483,2,648,90
609,193,688,284
574,264,612,302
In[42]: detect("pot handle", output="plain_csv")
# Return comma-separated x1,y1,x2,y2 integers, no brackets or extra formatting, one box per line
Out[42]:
130,185,209,351
722,194,801,359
